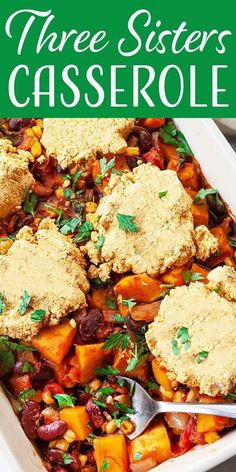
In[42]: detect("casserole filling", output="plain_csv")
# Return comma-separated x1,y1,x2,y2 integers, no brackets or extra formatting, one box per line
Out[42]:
0,117,236,472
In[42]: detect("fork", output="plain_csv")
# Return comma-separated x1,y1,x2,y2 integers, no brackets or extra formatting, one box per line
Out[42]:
117,376,236,440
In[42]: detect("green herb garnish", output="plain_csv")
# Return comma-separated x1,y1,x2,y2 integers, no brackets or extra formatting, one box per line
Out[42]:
96,365,120,376
95,157,116,185
194,188,218,204
102,332,130,351
133,452,143,461
159,191,168,199
18,291,31,316
95,234,105,252
62,453,73,465
0,294,6,315
23,191,37,216
116,213,139,233
122,299,137,310
126,344,147,372
105,296,117,310
72,171,83,193
93,399,107,408
98,386,114,397
114,314,124,323
177,327,191,345
147,380,160,390
112,169,123,176
100,459,110,471
196,351,209,363
171,339,180,356
0,336,36,351
22,361,34,373
73,220,93,243
54,394,76,409
30,309,46,323
225,393,236,401
18,388,35,403
159,122,193,157
59,217,81,235
183,271,205,284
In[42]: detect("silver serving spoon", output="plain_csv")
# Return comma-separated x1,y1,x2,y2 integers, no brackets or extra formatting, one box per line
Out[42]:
118,376,236,440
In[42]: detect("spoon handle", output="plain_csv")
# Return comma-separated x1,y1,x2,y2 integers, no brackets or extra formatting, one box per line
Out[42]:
158,401,236,418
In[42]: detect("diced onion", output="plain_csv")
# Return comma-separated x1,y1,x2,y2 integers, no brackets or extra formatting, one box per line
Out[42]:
165,412,189,430
131,458,157,472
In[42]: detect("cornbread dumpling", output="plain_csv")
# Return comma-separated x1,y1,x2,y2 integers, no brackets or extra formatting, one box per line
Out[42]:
0,218,89,339
84,163,196,278
0,139,34,219
207,265,236,301
41,118,135,171
146,282,236,396
194,225,219,261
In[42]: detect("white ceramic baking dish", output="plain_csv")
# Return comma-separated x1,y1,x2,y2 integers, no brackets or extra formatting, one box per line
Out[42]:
0,118,236,472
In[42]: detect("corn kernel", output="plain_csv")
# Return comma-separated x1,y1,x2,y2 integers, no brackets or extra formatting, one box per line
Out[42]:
25,128,35,137
55,188,65,199
0,240,13,255
79,454,87,467
159,386,174,400
63,429,76,443
36,119,43,129
88,378,102,392
32,125,43,139
54,439,69,452
126,147,140,156
42,391,54,405
105,419,118,434
173,390,186,403
120,420,135,435
30,141,42,158
85,202,97,213
204,432,220,444
62,179,71,188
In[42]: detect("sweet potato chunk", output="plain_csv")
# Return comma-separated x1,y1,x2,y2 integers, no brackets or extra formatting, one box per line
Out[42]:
131,301,161,322
152,359,173,391
186,189,209,227
60,406,92,440
90,288,116,311
197,414,229,433
114,275,163,303
128,422,171,466
94,434,129,472
178,162,200,190
75,343,112,383
141,118,165,129
158,138,181,161
32,320,77,364
160,267,187,286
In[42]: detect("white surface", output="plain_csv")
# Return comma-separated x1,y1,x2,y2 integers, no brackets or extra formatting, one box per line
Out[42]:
0,119,236,472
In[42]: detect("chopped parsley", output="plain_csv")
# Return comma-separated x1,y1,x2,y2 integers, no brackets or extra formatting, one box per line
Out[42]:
18,388,35,403
22,361,34,373
87,432,98,443
114,402,135,415
116,213,139,233
112,169,123,176
133,452,143,461
95,157,116,185
72,170,83,193
23,191,38,216
183,271,205,284
73,220,93,243
30,309,46,323
105,296,117,310
114,313,125,323
98,386,114,397
54,394,76,408
228,238,236,248
102,332,130,351
0,343,15,376
160,284,175,289
95,365,120,376
177,327,191,346
171,339,180,356
62,453,73,465
194,188,218,204
91,278,111,289
93,399,107,408
0,294,6,315
0,336,36,351
225,393,236,401
122,299,137,310
95,234,105,252
159,121,193,157
59,217,81,235
147,380,160,390
18,290,31,316
196,351,209,363
159,191,168,199
126,344,147,372
100,459,110,471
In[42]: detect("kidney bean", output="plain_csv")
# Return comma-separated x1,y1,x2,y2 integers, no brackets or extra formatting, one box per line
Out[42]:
77,390,91,406
54,468,68,472
21,401,40,439
86,449,96,464
30,362,54,382
133,126,152,154
47,449,80,471
9,118,33,131
125,314,145,334
86,399,104,429
96,322,113,340
37,420,67,441
79,309,102,342
13,360,28,376
127,156,139,170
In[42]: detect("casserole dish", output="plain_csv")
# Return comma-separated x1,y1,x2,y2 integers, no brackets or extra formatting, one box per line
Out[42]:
0,118,236,472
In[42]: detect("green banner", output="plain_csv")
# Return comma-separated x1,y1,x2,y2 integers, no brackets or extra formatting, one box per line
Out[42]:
0,0,235,116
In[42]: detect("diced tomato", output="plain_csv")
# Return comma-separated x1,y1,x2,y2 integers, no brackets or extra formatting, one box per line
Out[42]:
8,375,32,397
172,417,204,457
142,147,165,170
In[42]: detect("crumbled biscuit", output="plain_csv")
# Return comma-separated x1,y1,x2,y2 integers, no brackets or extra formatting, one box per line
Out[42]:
194,225,219,261
0,218,89,340
207,265,236,301
41,118,135,171
146,282,236,396
0,139,34,219
84,164,196,278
